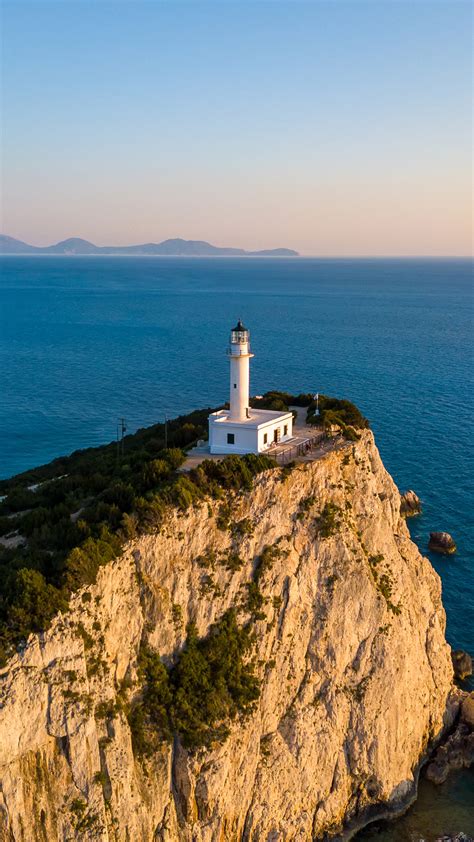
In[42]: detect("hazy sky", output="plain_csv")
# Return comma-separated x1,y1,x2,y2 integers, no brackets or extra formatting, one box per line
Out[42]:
1,0,472,255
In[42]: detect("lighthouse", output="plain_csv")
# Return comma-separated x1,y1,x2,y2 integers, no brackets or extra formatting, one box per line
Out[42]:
228,319,253,422
208,320,293,455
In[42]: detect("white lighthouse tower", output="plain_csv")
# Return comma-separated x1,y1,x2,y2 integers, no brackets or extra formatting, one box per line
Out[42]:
208,320,293,455
228,319,253,421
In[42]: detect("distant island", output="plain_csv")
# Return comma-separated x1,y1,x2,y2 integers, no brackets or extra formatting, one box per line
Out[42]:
0,234,298,257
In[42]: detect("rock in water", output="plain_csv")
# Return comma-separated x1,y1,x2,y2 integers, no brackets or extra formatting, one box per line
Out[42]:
428,531,457,554
461,693,474,728
400,489,422,516
452,650,473,681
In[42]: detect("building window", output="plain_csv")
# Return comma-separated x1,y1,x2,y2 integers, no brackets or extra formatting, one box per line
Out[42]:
263,433,268,444
284,424,288,436
227,433,235,444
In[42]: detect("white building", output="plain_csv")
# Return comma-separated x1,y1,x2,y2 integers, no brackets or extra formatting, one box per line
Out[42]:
208,320,293,455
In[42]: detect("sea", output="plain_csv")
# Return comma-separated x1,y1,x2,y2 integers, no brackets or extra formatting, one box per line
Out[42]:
0,256,473,838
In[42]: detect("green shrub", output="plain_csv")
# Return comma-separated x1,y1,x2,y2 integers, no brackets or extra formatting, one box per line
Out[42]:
244,544,284,620
306,396,369,432
129,612,259,753
368,555,401,615
1,569,68,648
231,517,254,538
170,611,259,748
254,544,283,582
315,503,343,538
223,552,245,572
63,529,122,590
140,459,171,490
128,645,173,755
296,495,316,520
195,549,217,569
216,501,232,531
246,581,266,618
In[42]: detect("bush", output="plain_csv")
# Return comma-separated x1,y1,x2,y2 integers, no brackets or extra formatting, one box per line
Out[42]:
140,459,171,491
128,645,173,755
63,529,122,590
245,543,284,620
130,611,260,753
0,569,68,662
170,611,259,748
315,503,343,538
306,396,369,432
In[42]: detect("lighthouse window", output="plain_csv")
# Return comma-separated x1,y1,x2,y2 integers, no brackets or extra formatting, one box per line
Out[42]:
227,433,235,444
233,383,237,388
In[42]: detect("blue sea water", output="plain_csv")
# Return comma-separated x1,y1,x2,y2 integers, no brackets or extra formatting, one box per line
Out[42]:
0,256,473,836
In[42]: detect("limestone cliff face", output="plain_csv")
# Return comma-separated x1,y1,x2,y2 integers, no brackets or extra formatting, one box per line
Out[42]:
0,432,454,841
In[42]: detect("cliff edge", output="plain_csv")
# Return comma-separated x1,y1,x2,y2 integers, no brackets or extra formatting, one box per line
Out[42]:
0,431,455,841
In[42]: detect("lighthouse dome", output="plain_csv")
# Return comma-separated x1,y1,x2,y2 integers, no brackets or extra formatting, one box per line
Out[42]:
232,318,248,332
231,319,249,345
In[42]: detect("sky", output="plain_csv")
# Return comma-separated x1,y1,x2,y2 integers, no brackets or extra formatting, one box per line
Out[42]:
0,0,472,256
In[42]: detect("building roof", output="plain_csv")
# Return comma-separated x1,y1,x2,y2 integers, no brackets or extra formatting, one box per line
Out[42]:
209,408,292,429
232,319,248,332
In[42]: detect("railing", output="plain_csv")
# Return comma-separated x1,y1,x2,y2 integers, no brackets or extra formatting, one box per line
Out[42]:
265,432,328,464
226,347,251,356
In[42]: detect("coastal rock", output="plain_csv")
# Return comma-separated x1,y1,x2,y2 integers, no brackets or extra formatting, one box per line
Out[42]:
400,489,422,517
434,835,474,842
425,692,473,785
425,761,450,784
452,649,473,681
0,431,455,841
461,693,474,728
428,531,457,555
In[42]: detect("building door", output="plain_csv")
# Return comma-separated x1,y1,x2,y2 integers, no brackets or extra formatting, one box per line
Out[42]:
274,428,280,443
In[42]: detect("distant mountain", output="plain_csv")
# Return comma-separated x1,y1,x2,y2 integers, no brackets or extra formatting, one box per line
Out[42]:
41,238,101,255
0,234,298,257
0,234,38,254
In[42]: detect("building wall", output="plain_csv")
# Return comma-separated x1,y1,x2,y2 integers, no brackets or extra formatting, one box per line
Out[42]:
209,413,293,455
209,422,260,455
258,416,293,451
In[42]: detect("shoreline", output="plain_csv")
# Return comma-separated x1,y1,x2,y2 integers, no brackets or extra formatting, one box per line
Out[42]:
340,690,464,840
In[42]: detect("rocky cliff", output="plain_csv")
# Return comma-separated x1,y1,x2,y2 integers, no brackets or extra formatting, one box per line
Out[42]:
0,432,455,841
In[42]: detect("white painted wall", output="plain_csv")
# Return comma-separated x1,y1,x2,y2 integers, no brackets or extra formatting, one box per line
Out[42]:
209,421,260,455
229,352,251,422
257,415,293,451
209,413,293,455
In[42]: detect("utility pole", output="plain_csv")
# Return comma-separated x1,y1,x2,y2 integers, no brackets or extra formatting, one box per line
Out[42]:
164,414,168,449
116,418,127,461
120,418,127,457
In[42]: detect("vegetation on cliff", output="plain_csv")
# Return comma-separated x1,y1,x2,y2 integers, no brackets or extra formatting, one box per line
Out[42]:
0,407,273,664
250,390,369,438
129,610,259,752
0,391,367,665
